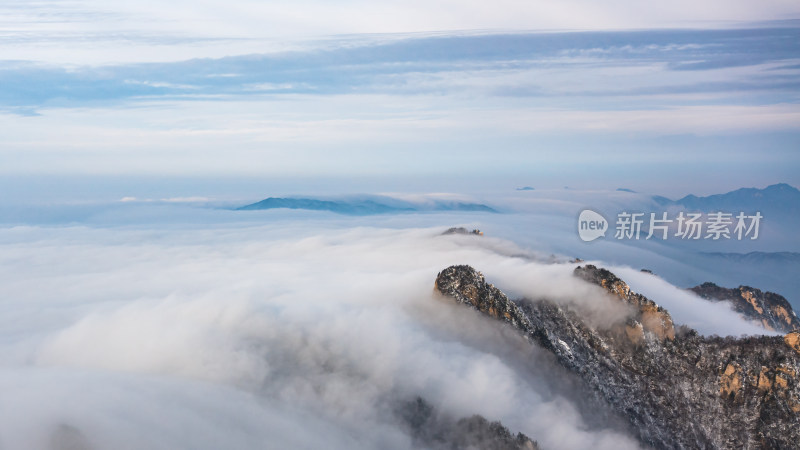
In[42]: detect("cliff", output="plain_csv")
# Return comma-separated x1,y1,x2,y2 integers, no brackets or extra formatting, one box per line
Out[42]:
690,282,800,333
435,265,800,449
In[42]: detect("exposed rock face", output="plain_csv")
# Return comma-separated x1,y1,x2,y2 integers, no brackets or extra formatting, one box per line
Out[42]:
434,265,531,332
690,282,800,333
435,265,800,450
787,331,800,355
575,265,675,340
396,397,539,450
441,227,484,236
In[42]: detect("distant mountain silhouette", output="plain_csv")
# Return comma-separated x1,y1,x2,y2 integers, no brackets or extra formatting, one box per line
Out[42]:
653,183,800,216
237,196,498,215
699,251,800,265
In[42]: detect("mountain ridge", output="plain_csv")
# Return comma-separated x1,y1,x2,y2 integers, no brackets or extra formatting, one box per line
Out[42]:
435,264,800,449
690,282,800,333
237,196,498,215
654,183,800,215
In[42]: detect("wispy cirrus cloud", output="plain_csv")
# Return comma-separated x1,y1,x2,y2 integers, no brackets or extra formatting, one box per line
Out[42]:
1,27,799,110
1,4,798,183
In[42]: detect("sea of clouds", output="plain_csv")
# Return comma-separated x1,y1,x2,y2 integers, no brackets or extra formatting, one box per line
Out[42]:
0,201,776,449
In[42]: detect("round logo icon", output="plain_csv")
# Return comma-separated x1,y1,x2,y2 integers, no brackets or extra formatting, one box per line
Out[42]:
578,209,608,242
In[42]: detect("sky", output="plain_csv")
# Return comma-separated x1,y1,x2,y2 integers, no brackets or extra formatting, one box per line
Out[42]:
1,1,799,197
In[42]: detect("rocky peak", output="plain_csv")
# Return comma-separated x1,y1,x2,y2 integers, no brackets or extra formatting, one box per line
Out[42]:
690,282,800,333
395,397,539,450
442,227,484,236
575,264,675,341
435,265,531,333
435,264,800,449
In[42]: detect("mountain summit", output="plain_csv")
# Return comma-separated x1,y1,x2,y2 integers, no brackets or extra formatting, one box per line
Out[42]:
435,265,800,449
691,282,800,333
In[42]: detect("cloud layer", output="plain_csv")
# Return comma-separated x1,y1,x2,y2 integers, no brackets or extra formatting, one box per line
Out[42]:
0,213,781,449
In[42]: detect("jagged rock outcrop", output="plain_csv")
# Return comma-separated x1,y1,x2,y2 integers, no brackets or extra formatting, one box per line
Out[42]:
441,227,484,236
787,331,800,355
690,282,800,333
395,397,539,450
575,265,675,340
434,265,800,450
434,265,531,332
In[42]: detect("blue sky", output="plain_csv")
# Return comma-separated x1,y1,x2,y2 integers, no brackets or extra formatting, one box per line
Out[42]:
1,1,799,196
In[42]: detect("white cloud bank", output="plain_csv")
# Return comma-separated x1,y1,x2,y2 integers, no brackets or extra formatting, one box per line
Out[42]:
609,266,776,336
0,213,777,449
